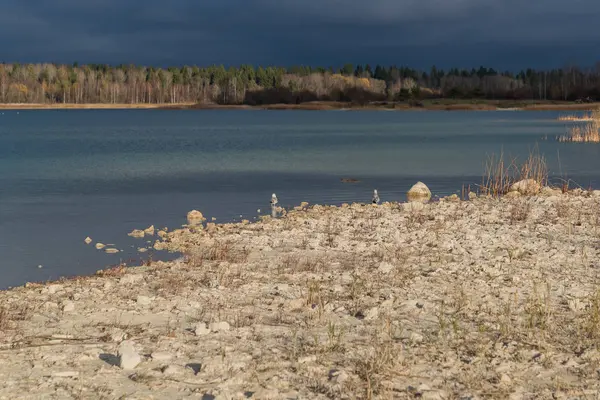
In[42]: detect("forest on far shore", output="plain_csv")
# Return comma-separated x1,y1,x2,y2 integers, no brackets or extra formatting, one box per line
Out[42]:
1,62,599,106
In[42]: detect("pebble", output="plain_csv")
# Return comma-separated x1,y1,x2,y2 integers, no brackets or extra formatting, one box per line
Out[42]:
194,322,211,336
209,321,231,332
105,248,119,254
151,352,174,362
162,365,187,376
84,237,93,244
136,295,152,306
118,341,141,370
95,243,106,250
62,301,75,313
51,371,79,378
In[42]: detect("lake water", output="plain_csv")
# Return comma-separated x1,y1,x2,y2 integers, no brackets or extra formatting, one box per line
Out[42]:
1,109,600,289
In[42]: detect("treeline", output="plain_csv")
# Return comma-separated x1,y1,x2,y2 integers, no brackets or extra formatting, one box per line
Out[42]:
0,62,599,105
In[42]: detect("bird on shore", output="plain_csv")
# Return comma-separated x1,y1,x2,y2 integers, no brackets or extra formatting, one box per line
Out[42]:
270,193,278,207
372,189,380,205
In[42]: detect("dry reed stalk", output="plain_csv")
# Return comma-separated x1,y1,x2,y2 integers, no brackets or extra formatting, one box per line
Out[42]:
558,121,600,143
557,112,592,122
480,148,548,196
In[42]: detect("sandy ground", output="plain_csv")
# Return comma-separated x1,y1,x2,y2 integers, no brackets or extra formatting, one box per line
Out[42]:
3,188,600,399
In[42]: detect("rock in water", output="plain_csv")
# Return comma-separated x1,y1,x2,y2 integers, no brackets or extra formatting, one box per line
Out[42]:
407,182,432,202
95,243,106,250
118,341,141,370
105,248,119,254
143,225,155,236
84,237,93,244
128,229,145,238
187,210,206,226
509,179,541,195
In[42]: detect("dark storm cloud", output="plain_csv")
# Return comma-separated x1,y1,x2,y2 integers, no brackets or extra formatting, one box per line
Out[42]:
2,0,600,69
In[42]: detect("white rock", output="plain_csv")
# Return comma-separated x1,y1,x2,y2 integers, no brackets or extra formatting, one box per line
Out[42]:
151,352,174,362
136,295,152,306
209,321,231,332
194,322,211,336
144,225,155,236
62,301,75,313
137,248,148,253
509,179,541,195
468,192,477,200
95,243,106,250
407,182,432,202
105,248,119,254
84,237,93,244
410,332,424,343
118,340,141,370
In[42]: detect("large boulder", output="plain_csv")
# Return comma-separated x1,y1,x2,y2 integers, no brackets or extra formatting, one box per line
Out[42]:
407,182,432,202
509,179,541,195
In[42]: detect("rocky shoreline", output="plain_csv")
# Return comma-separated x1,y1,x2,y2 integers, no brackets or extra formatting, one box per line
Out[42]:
2,186,600,399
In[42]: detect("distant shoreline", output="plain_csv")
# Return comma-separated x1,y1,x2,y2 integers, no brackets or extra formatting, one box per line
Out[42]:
1,100,599,111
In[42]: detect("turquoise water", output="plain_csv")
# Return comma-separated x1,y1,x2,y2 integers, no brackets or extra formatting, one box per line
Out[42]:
1,109,599,288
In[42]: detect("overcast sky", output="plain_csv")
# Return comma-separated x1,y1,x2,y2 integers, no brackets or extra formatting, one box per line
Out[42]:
2,0,599,70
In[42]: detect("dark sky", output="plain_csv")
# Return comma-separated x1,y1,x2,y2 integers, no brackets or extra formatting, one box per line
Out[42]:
2,0,600,70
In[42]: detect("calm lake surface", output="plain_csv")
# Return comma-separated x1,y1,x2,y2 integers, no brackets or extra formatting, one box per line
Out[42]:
1,109,600,288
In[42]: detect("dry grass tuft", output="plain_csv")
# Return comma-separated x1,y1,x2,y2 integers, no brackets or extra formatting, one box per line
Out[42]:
480,149,548,196
557,112,593,121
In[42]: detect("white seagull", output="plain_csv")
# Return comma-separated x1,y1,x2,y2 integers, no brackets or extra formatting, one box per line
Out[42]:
270,193,278,207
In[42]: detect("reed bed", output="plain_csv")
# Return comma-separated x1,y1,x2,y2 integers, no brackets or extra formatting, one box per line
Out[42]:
480,149,548,196
558,108,600,142
557,112,593,122
558,120,600,142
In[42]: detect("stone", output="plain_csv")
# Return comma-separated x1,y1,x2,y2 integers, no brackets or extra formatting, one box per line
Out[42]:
410,332,424,343
95,243,106,250
509,179,541,195
62,301,75,313
144,225,155,236
136,295,152,306
209,321,231,332
298,355,317,364
105,248,119,254
540,186,562,196
137,248,148,253
378,262,394,274
468,192,478,200
446,194,460,202
118,340,141,370
46,284,62,295
84,237,93,244
52,371,79,378
157,230,167,238
187,210,206,226
162,365,187,376
151,352,173,362
407,181,432,202
194,322,211,336
364,306,380,321
403,201,425,212
505,191,521,198
120,274,144,285
128,229,145,238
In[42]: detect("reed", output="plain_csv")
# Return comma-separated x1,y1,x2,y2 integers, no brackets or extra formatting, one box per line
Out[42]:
557,112,592,122
480,148,548,196
558,120,600,143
